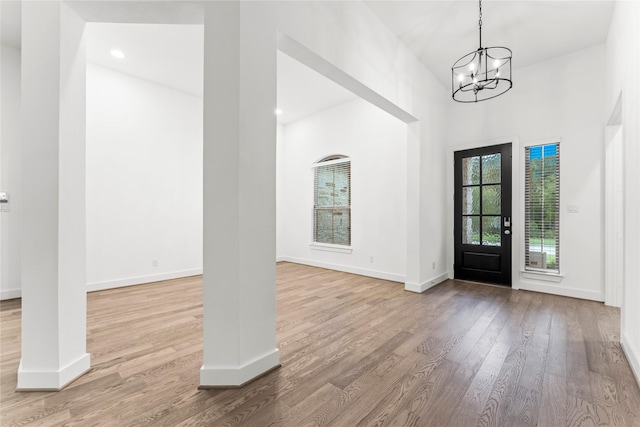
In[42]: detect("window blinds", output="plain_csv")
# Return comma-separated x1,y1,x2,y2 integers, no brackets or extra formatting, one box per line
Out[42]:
524,143,560,271
313,158,351,245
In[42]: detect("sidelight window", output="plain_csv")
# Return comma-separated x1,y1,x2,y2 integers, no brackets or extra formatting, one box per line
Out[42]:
525,143,560,272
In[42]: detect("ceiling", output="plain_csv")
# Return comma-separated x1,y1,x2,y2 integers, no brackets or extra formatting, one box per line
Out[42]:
276,52,358,124
3,1,615,120
84,23,357,124
86,23,205,98
365,1,614,88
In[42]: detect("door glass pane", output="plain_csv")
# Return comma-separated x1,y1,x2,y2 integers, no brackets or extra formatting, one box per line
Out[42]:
462,156,480,185
482,153,501,184
463,216,480,245
463,187,480,214
482,216,501,246
482,185,501,215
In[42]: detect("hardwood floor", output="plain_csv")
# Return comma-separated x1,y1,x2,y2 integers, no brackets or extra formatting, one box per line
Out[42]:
2,262,639,426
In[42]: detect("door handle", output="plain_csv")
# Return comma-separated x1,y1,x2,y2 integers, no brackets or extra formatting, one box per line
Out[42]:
504,230,511,235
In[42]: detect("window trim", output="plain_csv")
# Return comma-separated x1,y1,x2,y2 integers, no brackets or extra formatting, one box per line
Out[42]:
310,242,353,254
523,139,560,274
521,270,564,282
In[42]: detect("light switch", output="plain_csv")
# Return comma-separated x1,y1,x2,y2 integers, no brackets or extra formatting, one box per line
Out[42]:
0,192,8,212
568,205,579,213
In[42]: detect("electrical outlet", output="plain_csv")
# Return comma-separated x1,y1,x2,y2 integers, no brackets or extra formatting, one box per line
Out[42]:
369,256,374,263
432,261,436,270
152,259,158,267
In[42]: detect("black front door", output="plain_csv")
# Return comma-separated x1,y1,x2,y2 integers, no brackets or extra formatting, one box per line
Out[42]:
454,143,512,286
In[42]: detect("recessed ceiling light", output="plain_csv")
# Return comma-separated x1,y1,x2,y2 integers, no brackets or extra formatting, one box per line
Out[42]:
110,49,125,59
275,109,283,115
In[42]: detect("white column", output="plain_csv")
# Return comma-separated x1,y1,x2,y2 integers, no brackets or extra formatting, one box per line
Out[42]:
18,1,89,390
200,1,279,387
405,122,424,292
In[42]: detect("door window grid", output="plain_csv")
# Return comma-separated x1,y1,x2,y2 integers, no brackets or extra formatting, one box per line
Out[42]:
461,153,502,247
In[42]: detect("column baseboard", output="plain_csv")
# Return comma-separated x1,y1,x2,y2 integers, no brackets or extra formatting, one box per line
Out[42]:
621,332,640,388
199,349,280,388
405,273,449,293
17,353,91,391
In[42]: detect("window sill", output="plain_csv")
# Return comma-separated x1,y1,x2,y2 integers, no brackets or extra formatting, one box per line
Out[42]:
310,243,353,254
521,270,563,283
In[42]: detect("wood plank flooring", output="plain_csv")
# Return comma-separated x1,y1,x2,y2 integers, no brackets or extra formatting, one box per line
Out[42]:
2,262,640,426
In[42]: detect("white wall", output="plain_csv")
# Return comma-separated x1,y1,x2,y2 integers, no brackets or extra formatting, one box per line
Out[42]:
277,98,407,281
606,0,640,385
86,63,203,291
447,44,607,302
0,44,21,300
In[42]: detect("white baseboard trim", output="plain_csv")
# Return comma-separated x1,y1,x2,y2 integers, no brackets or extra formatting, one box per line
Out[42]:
17,352,91,391
405,272,449,293
517,280,604,302
279,257,405,283
621,332,640,388
200,348,280,388
1,288,22,300
87,269,203,292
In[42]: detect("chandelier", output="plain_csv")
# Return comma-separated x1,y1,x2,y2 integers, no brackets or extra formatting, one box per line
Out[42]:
452,0,512,103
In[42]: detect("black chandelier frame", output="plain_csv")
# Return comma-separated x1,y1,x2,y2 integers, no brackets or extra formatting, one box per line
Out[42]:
451,0,513,103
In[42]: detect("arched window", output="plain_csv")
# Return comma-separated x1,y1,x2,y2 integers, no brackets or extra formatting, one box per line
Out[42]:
313,155,351,246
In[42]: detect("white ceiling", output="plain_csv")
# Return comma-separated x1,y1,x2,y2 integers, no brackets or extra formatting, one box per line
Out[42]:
86,23,205,98
4,1,616,120
365,1,614,88
84,23,357,124
276,52,358,124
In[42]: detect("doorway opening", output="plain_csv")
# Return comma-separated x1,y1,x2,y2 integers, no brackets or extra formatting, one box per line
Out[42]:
85,23,204,293
275,49,410,282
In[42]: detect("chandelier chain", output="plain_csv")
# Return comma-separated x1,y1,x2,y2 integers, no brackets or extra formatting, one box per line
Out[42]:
479,0,483,29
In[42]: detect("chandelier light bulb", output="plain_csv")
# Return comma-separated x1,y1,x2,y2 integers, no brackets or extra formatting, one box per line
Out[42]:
458,74,464,82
